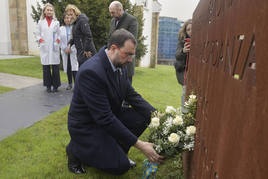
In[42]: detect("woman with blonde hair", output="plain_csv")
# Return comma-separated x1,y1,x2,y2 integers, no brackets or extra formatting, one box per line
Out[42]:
174,19,192,110
36,3,61,93
65,4,81,18
65,4,97,66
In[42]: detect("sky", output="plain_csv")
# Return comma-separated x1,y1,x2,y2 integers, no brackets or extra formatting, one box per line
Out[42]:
158,0,200,21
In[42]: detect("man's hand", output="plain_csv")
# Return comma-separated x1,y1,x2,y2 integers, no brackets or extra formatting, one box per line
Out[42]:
84,51,92,58
134,140,164,164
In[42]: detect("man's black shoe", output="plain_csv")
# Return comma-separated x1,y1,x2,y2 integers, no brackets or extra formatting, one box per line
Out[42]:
68,165,86,174
66,145,86,174
128,158,136,168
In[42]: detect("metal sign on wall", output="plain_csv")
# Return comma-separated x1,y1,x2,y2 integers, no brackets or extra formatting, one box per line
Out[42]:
187,0,268,178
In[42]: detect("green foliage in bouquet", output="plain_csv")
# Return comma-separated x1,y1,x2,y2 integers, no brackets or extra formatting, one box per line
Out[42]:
143,93,197,178
183,94,197,126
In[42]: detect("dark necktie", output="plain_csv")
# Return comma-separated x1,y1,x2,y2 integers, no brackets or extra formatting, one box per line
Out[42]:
115,70,121,85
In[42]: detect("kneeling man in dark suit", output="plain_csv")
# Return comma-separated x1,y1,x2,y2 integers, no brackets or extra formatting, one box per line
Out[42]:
66,29,164,175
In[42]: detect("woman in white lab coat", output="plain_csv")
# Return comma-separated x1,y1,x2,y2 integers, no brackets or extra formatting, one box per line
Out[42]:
36,3,61,93
59,13,78,90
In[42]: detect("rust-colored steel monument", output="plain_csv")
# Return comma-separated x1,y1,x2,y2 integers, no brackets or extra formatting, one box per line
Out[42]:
186,0,267,178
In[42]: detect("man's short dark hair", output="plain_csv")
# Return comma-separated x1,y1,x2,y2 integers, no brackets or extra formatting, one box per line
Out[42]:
108,29,137,49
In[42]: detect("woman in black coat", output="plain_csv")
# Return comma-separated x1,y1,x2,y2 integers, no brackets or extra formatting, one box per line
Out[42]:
174,19,192,112
65,4,97,66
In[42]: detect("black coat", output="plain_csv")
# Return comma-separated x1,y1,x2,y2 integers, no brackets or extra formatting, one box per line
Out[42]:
70,13,97,65
174,38,187,85
68,47,155,169
109,12,138,77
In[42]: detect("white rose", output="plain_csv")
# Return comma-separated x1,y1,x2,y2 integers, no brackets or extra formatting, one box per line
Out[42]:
165,106,176,113
184,101,189,106
186,126,196,136
188,95,197,104
173,115,183,126
168,133,180,144
150,117,160,128
189,94,196,100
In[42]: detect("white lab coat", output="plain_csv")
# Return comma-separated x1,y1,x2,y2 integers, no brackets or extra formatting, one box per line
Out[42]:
36,18,60,65
59,26,78,72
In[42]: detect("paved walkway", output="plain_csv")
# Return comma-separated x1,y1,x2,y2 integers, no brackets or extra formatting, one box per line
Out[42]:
0,55,73,141
0,83,73,141
0,55,34,60
0,72,42,89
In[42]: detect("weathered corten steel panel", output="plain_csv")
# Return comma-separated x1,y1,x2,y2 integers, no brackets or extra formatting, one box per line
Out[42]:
186,0,268,178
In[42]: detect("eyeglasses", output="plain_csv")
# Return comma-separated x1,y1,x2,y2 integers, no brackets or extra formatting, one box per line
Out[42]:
117,48,135,58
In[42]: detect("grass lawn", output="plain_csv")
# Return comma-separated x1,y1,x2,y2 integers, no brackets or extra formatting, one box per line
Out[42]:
0,58,184,178
0,57,68,82
0,86,14,94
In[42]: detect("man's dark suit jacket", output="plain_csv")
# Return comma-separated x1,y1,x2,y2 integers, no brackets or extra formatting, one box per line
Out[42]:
109,12,138,77
68,47,154,169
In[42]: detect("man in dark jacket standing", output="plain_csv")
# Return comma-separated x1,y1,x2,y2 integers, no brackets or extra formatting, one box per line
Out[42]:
66,29,163,175
109,1,138,84
65,4,97,66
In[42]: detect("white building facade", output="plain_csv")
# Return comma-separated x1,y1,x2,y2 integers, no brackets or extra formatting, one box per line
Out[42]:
130,0,161,67
27,0,41,55
0,0,40,55
0,0,12,55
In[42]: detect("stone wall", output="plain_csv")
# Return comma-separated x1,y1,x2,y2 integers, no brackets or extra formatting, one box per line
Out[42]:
9,0,28,55
149,12,159,68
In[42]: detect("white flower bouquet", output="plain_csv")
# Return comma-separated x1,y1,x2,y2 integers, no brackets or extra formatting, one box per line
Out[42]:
148,94,197,157
143,94,197,178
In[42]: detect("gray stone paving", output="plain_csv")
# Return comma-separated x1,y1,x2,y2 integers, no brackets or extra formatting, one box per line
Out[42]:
0,55,73,141
0,83,73,141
